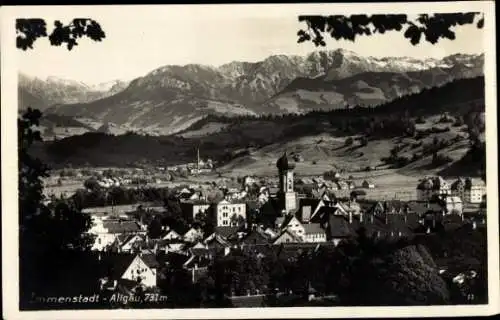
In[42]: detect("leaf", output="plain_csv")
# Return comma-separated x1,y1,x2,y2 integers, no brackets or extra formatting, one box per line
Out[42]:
477,18,484,29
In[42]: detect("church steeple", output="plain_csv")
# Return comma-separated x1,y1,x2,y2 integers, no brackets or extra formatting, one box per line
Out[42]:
277,151,297,215
276,151,295,171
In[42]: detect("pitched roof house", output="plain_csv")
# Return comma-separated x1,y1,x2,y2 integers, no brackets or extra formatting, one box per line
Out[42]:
272,229,304,244
100,253,159,289
302,223,327,243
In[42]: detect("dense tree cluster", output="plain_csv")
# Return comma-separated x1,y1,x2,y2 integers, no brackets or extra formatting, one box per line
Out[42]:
296,13,483,47
181,225,487,307
19,109,94,307
17,18,105,50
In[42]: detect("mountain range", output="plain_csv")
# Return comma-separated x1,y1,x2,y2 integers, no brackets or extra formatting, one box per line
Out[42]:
18,73,129,111
19,49,484,135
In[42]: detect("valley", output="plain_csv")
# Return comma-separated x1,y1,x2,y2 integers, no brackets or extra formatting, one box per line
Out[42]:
32,77,485,198
19,49,484,135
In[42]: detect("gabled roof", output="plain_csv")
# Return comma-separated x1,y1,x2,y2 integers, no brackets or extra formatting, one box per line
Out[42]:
162,229,181,240
103,220,142,233
277,215,301,230
100,253,136,279
326,215,354,239
115,233,137,244
241,228,272,245
303,223,325,235
274,229,303,244
121,234,146,247
140,253,159,269
311,205,342,224
407,201,443,215
204,233,231,248
192,241,206,249
214,226,240,239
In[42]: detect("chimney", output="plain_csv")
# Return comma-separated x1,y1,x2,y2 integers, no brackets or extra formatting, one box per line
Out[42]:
360,212,364,223
349,211,353,224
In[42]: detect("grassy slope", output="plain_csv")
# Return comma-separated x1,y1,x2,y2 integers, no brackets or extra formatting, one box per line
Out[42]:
33,78,485,183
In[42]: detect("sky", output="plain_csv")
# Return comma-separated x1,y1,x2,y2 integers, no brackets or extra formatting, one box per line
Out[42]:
15,5,486,85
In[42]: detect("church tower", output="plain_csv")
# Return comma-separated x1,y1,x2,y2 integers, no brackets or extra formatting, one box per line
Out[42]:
276,151,297,215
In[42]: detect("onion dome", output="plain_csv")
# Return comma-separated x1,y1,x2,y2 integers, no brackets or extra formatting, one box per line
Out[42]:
276,151,295,170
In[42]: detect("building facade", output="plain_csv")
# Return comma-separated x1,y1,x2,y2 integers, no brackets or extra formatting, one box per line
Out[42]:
464,178,486,204
215,199,247,227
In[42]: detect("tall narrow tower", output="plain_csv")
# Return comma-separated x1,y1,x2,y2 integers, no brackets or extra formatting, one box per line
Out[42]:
197,147,200,173
276,151,297,215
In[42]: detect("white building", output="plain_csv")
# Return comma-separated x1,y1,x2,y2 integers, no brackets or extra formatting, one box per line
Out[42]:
89,218,145,251
275,215,304,237
215,199,246,227
303,223,327,243
464,178,486,204
120,254,158,288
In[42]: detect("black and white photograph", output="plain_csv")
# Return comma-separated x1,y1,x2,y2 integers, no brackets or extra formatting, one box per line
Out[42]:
1,2,498,319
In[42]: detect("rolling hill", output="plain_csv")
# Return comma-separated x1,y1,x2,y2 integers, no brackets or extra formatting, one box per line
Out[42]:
43,49,484,134
32,77,486,179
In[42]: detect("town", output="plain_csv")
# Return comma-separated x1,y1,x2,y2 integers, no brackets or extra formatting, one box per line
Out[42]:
37,151,487,308
13,8,492,313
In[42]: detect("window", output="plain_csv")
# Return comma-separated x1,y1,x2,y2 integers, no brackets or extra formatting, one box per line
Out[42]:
233,207,235,212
